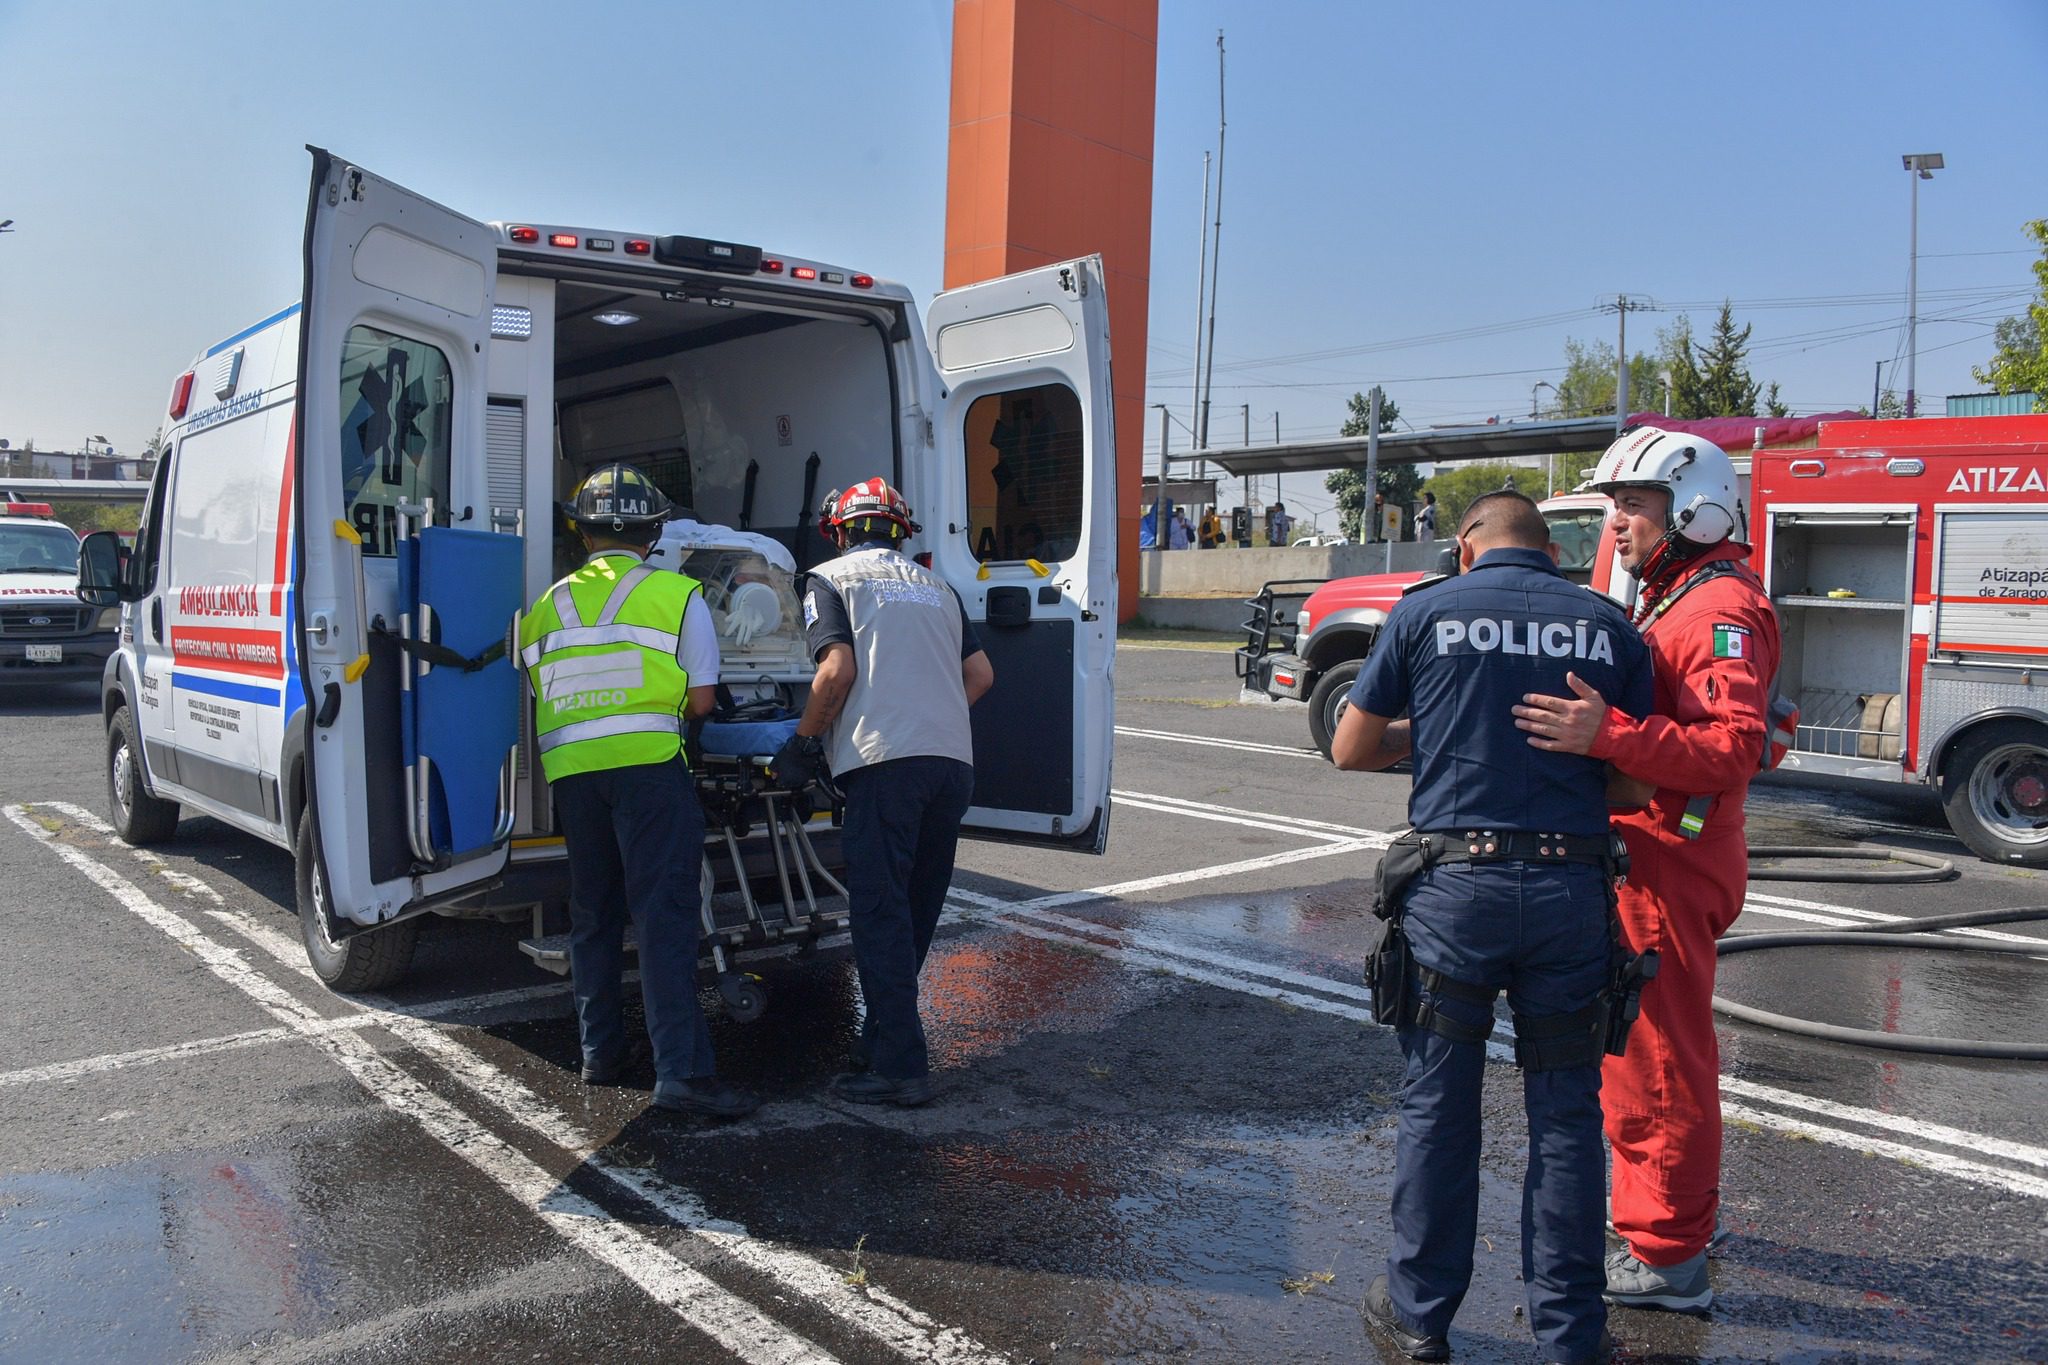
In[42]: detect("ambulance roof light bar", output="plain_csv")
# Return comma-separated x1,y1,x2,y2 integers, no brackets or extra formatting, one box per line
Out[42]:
2,501,55,518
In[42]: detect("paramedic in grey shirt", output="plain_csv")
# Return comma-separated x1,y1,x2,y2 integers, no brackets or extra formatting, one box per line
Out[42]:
768,478,994,1107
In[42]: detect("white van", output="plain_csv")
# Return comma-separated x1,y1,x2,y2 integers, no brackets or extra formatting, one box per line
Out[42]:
78,149,1118,991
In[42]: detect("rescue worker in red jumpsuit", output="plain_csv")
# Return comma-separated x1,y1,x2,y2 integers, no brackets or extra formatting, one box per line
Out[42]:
1513,427,1780,1313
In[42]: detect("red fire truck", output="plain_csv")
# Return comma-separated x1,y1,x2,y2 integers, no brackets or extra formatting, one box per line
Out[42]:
1237,413,2048,866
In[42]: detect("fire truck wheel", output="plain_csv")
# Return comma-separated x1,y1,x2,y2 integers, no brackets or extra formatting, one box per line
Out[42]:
1943,719,2048,866
1307,659,1364,762
295,815,420,991
107,705,179,844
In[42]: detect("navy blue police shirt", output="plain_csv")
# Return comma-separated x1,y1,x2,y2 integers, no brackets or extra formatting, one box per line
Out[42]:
1348,546,1654,837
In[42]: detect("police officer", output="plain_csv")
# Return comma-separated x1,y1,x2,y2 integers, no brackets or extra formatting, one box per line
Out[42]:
1335,490,1654,1365
517,463,757,1120
768,478,994,1107
1515,429,1780,1312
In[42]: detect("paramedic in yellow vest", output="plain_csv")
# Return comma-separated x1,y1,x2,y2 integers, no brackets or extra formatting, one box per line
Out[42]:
769,478,994,1107
518,463,757,1121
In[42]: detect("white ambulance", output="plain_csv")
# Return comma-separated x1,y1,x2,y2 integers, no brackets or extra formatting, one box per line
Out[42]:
77,149,1118,991
1,497,121,687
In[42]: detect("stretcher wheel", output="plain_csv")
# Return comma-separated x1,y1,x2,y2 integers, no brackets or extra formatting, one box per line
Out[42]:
719,972,767,1023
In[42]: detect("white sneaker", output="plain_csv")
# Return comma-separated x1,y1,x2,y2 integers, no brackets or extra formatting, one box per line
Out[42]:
1603,1247,1713,1313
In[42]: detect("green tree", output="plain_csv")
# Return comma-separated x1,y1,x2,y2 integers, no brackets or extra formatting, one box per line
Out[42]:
1325,391,1407,540
143,426,166,461
1548,337,1663,420
1972,219,2048,410
1875,388,1906,420
1661,317,1706,418
49,502,141,533
1419,461,1533,535
1674,301,1762,417
1764,382,1790,418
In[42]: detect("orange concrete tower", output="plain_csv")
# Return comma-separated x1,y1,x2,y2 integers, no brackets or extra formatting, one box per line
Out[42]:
945,0,1158,620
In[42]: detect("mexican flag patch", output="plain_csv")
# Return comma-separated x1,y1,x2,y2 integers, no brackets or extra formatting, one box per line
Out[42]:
1712,624,1750,659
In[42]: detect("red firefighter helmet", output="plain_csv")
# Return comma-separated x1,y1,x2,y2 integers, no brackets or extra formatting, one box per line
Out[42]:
825,477,920,540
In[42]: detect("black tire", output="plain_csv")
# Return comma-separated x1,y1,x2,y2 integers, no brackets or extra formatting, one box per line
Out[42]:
1942,719,2048,867
107,705,179,844
1307,658,1365,762
296,815,420,992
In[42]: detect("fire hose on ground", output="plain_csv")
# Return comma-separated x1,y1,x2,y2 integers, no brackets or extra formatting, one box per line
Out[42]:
1712,845,2048,1060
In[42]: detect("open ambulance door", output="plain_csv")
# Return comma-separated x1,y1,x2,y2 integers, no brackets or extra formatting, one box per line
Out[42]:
926,256,1117,853
295,150,509,926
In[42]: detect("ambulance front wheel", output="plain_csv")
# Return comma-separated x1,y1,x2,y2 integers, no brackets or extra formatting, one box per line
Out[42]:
1944,719,2048,867
107,705,179,844
295,816,420,992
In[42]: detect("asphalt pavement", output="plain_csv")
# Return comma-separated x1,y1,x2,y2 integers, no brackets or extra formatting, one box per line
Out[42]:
2,644,2045,1364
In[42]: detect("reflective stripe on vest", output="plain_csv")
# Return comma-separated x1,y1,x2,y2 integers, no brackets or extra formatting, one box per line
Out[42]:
519,554,699,782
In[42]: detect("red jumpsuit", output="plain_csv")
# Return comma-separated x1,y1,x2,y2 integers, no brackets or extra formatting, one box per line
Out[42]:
1587,542,1780,1266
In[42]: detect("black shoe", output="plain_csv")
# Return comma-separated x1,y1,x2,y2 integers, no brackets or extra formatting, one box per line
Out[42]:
581,1054,625,1085
1361,1274,1449,1362
651,1078,761,1120
1544,1329,1615,1364
831,1071,933,1107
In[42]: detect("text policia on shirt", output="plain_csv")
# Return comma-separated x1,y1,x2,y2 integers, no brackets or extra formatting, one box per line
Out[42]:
1433,616,1618,664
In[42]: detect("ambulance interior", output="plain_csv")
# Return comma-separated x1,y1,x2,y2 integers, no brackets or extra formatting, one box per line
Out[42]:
523,278,906,698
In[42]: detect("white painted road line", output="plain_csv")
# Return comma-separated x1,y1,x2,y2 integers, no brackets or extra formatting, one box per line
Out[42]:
1116,725,1321,758
0,1015,378,1090
6,805,841,1365
23,804,1005,1365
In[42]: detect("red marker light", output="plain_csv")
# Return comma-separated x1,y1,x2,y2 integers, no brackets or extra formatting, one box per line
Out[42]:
851,273,875,289
624,239,652,255
4,501,55,517
791,266,818,281
548,233,578,249
759,258,784,274
508,226,540,244
914,552,934,569
169,371,195,419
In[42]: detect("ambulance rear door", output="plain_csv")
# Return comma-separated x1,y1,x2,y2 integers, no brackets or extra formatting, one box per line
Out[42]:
925,256,1117,852
295,150,504,925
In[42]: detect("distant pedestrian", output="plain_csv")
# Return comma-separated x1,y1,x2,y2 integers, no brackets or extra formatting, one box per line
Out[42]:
1415,491,1439,541
1169,508,1193,550
1199,505,1222,549
1268,502,1294,546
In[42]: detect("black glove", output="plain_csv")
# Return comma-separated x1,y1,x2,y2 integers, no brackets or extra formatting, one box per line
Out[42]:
767,733,826,790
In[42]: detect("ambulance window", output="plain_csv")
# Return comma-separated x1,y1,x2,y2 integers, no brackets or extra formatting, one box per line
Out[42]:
131,442,177,596
339,326,453,557
963,384,1083,564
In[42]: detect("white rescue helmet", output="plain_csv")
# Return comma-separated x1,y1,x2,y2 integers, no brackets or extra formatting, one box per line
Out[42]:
1592,425,1746,555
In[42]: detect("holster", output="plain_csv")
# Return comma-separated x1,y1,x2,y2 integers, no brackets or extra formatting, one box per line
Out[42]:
1365,833,1433,1027
1603,940,1659,1057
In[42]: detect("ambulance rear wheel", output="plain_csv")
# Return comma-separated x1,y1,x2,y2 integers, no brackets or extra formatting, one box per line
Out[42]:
1308,659,1364,762
107,705,179,844
295,816,419,992
1944,719,2048,867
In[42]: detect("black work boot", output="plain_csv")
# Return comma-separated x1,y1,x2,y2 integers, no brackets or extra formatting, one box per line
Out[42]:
1361,1273,1450,1361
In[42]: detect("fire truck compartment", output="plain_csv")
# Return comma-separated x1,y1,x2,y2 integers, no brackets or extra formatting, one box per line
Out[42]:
1766,511,1914,774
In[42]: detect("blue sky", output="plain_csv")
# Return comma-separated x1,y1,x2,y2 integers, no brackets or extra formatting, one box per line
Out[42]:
2,0,2042,531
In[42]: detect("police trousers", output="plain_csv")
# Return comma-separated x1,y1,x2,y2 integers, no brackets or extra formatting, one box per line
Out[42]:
553,757,716,1084
837,755,976,1080
1386,860,1610,1364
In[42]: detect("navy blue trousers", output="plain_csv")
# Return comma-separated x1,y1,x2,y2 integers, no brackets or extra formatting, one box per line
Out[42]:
837,755,976,1080
1386,860,1610,1363
552,757,716,1085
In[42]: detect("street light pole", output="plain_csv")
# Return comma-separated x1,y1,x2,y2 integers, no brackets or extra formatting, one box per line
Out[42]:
1902,152,1944,418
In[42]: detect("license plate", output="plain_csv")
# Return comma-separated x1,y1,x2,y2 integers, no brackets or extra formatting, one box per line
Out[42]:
25,644,61,663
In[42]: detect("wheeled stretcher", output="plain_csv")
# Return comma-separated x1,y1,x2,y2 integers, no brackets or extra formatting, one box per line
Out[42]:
516,715,851,1024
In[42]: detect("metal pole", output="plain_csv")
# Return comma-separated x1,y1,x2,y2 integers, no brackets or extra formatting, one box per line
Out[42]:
1154,405,1170,549
1873,359,1883,416
1364,385,1383,543
1197,30,1226,451
1191,151,1210,480
1906,168,1919,419
1615,294,1630,431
